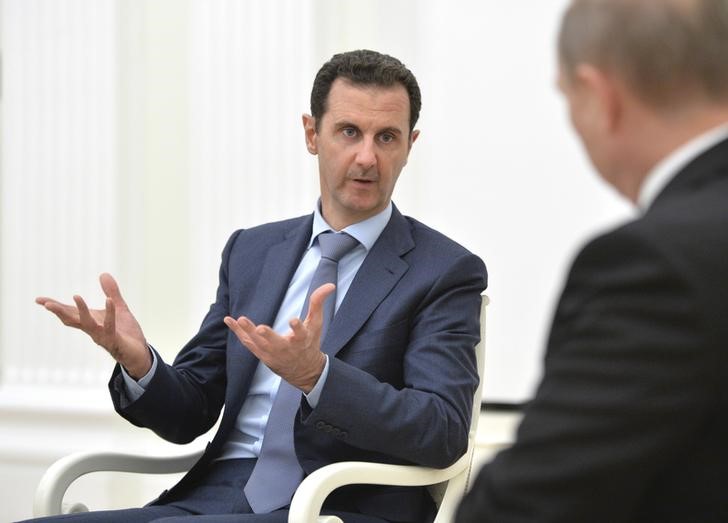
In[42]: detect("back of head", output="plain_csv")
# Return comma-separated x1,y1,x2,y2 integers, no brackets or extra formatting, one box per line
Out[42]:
558,0,728,111
310,49,422,132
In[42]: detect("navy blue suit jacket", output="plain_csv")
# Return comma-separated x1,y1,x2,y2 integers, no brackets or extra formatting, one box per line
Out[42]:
110,204,487,522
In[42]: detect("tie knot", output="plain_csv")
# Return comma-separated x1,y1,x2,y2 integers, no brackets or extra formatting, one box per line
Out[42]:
317,231,359,262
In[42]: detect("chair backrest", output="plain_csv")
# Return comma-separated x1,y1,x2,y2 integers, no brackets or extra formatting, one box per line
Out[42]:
428,294,488,521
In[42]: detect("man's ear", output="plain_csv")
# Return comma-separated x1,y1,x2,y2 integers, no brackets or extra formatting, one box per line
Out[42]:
575,64,623,134
302,114,318,155
409,129,420,150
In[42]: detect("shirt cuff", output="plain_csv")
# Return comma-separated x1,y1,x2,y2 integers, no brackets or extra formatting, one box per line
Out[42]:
304,354,329,408
120,346,158,401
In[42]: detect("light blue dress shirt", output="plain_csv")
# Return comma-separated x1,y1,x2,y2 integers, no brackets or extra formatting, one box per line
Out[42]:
122,201,392,460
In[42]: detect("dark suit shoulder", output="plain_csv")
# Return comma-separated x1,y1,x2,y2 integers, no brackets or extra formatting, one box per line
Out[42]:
223,214,311,253
560,184,728,378
639,174,728,252
232,214,310,239
633,140,728,273
397,215,487,291
578,172,728,300
402,214,484,261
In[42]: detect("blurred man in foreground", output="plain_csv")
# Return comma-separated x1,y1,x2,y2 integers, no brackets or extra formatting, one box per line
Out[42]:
457,0,728,521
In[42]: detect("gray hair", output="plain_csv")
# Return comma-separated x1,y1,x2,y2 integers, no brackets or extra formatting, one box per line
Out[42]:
558,0,728,109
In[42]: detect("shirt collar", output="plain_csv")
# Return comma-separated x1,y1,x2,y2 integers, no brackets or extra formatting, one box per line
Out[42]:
638,122,728,211
309,200,393,251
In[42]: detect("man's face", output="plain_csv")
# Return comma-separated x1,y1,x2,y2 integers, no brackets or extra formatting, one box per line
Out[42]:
303,78,419,230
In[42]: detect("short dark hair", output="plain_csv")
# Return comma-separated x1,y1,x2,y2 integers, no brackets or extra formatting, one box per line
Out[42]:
310,49,422,132
559,0,728,109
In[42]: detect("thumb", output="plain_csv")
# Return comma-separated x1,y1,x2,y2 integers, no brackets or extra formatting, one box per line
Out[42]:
304,283,336,324
99,273,128,307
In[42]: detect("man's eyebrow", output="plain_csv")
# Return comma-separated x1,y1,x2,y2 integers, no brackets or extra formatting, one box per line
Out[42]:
379,126,404,136
333,120,360,129
333,120,406,136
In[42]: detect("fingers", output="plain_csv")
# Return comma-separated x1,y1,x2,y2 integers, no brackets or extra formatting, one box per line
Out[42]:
288,317,308,342
37,284,121,350
36,296,66,310
226,316,273,346
225,315,291,362
74,295,100,334
37,297,82,328
99,273,128,308
224,316,251,345
104,297,116,338
225,314,324,391
37,296,72,309
304,283,336,324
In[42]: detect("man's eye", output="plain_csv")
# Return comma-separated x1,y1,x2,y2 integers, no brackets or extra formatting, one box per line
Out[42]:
342,128,357,138
380,133,395,143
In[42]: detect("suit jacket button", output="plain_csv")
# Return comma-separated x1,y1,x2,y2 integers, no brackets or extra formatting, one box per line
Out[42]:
316,421,326,429
331,427,341,436
339,431,348,439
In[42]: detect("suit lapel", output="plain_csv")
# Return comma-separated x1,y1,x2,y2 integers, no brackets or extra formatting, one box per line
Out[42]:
245,216,313,326
322,206,414,357
222,216,313,430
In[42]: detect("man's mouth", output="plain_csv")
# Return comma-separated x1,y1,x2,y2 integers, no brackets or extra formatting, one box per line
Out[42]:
349,174,377,184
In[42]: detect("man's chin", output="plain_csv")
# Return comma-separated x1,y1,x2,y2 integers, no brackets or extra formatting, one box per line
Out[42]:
339,201,387,221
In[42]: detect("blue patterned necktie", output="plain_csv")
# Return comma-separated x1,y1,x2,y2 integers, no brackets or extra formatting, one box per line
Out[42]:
244,231,359,513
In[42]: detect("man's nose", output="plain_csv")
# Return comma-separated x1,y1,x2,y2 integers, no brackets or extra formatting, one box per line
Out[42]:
354,139,377,170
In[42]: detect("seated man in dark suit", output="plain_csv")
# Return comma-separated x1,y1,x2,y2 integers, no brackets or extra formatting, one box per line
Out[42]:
30,50,487,523
457,0,728,521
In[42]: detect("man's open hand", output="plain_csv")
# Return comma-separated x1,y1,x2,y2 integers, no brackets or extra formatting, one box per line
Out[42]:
224,283,335,393
36,273,151,379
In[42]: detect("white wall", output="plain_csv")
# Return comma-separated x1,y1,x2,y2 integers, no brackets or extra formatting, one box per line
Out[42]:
0,1,636,519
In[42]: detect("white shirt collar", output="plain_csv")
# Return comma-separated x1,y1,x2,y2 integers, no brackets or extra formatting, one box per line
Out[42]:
638,122,728,211
309,200,393,251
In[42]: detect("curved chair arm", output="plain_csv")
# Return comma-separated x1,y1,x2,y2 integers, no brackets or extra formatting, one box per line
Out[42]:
33,450,204,517
288,452,470,523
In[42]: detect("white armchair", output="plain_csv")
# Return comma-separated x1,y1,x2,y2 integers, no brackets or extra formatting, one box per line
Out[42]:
34,295,489,522
33,450,204,516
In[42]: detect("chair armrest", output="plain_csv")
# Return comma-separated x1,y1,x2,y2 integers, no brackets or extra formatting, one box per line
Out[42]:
33,449,203,517
288,453,470,523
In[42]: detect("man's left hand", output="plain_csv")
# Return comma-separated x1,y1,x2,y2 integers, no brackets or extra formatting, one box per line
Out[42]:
224,283,335,393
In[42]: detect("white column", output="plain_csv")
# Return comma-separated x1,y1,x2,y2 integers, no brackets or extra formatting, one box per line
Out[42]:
1,0,119,390
186,0,317,322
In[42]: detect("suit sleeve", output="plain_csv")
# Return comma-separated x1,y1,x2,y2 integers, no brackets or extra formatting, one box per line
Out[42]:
456,229,721,523
301,251,487,469
108,230,241,444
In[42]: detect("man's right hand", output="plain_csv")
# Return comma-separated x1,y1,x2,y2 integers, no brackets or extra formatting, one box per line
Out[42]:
36,273,152,379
